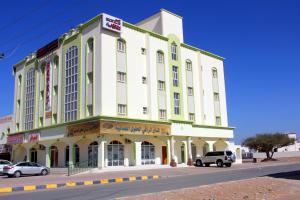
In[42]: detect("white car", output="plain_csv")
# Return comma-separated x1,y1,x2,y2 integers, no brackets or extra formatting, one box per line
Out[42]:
0,160,12,174
3,162,49,178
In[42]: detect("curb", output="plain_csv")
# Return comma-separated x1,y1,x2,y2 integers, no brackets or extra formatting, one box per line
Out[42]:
0,175,160,193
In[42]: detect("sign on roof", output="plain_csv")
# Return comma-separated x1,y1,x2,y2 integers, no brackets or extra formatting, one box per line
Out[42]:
102,13,122,33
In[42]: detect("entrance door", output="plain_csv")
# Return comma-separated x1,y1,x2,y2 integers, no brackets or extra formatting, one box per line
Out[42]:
180,144,185,164
162,146,167,165
30,148,37,163
65,146,69,167
88,142,98,167
50,146,58,167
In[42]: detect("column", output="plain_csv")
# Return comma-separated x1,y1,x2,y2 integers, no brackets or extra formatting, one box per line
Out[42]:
134,141,141,166
206,141,215,152
68,142,74,167
186,137,193,166
45,145,50,168
97,139,106,169
26,147,30,162
167,139,171,164
170,136,177,167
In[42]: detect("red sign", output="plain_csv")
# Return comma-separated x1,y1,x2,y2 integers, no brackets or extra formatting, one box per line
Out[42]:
28,133,40,142
7,134,24,144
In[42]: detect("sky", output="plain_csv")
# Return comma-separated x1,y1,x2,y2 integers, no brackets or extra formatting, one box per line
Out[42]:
0,0,299,144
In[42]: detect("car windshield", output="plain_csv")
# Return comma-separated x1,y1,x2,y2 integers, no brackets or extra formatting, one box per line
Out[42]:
226,151,233,156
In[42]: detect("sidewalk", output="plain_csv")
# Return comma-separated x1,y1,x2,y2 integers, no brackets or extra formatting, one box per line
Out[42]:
1,158,300,188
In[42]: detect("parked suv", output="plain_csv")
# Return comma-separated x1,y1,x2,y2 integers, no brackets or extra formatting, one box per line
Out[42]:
195,151,235,167
3,162,49,178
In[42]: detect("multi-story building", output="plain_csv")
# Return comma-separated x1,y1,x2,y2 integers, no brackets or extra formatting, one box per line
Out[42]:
9,9,240,169
0,115,12,160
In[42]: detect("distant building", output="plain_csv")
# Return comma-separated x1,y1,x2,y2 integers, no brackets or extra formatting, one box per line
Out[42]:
276,133,300,152
0,115,12,160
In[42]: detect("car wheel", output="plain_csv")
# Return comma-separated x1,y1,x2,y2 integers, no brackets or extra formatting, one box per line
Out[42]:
41,169,48,176
225,163,232,167
216,160,223,167
195,160,202,167
204,163,210,167
14,171,21,178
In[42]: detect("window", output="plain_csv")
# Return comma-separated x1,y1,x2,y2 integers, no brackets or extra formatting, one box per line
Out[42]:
174,93,180,115
216,116,221,126
188,87,193,96
214,93,220,101
39,117,43,127
157,51,164,63
40,90,44,100
189,113,195,121
172,66,179,87
65,46,78,122
159,109,166,120
171,43,177,60
141,141,155,165
117,72,126,83
141,48,146,55
118,104,127,115
117,39,126,52
142,77,147,84
212,69,218,78
158,81,165,91
107,141,124,166
186,61,192,71
24,68,35,130
143,107,147,114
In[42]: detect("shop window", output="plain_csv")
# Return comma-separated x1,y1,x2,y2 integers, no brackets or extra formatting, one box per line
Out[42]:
107,141,124,166
141,141,155,165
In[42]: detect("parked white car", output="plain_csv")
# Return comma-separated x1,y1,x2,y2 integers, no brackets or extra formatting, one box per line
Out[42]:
195,151,236,167
0,160,12,174
3,162,49,178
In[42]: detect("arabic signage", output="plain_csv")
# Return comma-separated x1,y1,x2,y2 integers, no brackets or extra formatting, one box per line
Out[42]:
7,134,24,144
102,13,122,33
67,121,100,137
45,61,52,118
101,121,170,136
28,133,40,142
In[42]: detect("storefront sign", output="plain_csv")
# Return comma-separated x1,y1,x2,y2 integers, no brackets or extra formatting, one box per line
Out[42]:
45,61,52,118
7,134,24,144
67,121,100,137
101,121,170,136
28,133,40,142
102,13,122,33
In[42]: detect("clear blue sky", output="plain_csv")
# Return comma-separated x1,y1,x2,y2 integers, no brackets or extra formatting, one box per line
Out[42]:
0,0,299,143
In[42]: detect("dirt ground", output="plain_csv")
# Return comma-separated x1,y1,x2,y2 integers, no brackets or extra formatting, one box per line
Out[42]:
119,177,300,200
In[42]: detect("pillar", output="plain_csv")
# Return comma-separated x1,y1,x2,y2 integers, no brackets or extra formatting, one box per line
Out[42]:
26,147,30,162
186,137,193,166
97,139,106,169
167,139,171,164
207,141,215,152
68,142,74,167
45,145,50,168
170,136,177,167
134,141,142,166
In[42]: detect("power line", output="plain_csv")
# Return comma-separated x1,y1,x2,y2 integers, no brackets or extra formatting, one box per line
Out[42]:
0,0,53,33
0,0,83,48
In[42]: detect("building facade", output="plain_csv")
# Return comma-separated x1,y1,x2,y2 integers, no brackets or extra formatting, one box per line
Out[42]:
0,115,13,160
10,9,240,169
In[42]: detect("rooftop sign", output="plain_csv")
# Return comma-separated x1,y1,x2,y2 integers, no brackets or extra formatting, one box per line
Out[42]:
102,13,122,33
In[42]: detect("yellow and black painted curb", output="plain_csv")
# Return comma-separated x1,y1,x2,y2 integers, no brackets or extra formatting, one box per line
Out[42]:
0,175,160,193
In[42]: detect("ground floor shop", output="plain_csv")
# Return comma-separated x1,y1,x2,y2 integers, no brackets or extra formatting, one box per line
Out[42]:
8,119,241,168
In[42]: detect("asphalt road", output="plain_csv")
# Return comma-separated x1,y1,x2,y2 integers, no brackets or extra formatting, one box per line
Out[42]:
1,163,300,200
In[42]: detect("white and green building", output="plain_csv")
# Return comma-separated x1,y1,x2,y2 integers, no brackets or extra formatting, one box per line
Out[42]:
9,9,241,169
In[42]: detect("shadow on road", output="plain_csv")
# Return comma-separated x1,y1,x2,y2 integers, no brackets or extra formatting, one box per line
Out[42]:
265,170,300,181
